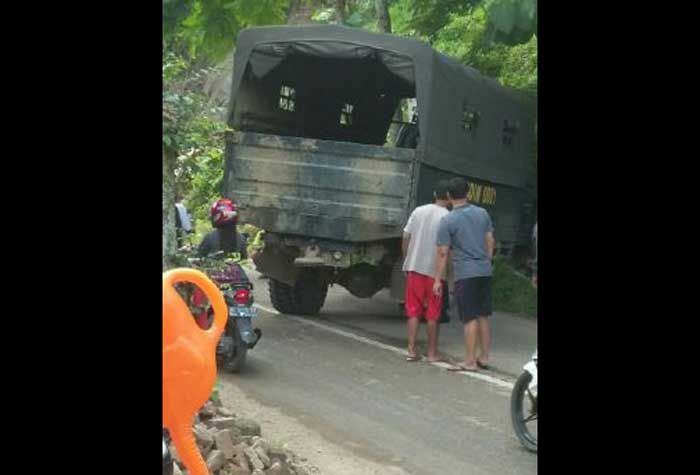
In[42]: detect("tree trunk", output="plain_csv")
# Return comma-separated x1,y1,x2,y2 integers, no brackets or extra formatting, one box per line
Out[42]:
163,148,178,271
287,0,316,25
375,0,392,33
286,0,301,23
335,0,346,25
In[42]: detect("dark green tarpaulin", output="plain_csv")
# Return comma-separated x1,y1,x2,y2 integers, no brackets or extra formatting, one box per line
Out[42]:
228,25,535,189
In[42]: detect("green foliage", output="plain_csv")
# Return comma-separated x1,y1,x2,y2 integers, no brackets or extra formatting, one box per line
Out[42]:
163,0,290,229
163,49,229,232
210,381,222,403
312,0,381,30
491,257,537,317
164,0,287,63
390,0,537,93
406,0,478,39
484,0,537,46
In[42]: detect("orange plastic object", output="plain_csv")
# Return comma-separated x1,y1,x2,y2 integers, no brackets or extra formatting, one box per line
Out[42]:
163,268,227,475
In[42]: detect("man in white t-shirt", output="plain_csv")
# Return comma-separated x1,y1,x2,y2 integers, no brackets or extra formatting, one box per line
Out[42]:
402,180,451,362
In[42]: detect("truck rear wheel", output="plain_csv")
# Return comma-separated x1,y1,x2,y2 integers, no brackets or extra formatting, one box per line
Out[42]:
269,270,329,316
269,278,298,314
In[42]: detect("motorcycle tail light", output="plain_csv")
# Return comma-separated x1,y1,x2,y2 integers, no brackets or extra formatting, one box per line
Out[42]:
233,288,250,304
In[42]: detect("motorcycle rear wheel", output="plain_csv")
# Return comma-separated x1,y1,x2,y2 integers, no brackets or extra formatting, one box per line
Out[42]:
511,371,538,453
222,324,247,373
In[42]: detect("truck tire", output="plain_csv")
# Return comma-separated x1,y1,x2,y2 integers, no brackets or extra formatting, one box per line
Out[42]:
269,271,329,316
269,278,299,314
294,271,329,316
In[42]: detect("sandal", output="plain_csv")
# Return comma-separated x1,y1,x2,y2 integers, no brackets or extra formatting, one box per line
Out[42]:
447,364,478,372
476,360,490,370
406,354,422,362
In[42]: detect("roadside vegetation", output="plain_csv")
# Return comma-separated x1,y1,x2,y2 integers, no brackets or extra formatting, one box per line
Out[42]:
492,257,537,317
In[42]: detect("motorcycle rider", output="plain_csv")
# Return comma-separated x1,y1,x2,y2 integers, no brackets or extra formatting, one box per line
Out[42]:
197,198,248,259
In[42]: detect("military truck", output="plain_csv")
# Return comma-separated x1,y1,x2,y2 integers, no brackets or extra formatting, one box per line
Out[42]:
223,25,536,316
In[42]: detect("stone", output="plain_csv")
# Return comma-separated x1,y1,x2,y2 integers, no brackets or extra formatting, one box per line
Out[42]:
217,406,235,417
245,446,265,471
229,466,251,475
254,446,271,468
173,463,183,475
265,461,289,475
290,464,310,475
215,429,237,459
252,437,271,454
229,444,249,471
200,402,217,419
267,447,288,464
252,471,265,475
211,417,237,430
207,450,227,473
234,417,261,437
193,425,214,451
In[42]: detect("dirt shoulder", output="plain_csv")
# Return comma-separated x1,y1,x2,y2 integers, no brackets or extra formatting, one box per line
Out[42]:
219,382,410,475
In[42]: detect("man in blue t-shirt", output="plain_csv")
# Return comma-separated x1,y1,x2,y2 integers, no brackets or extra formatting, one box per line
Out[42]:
433,178,495,372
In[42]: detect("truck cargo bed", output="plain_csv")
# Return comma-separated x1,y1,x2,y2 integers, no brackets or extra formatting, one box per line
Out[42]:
224,131,416,243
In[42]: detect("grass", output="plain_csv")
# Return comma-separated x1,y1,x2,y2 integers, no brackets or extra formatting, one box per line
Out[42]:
491,257,537,318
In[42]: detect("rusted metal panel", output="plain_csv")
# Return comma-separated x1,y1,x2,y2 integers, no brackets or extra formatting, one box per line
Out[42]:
225,131,415,242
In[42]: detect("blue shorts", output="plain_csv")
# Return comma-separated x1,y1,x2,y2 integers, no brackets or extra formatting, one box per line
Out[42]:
454,277,492,323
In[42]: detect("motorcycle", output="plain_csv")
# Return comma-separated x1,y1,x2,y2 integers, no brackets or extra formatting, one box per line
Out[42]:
179,251,262,373
511,349,537,453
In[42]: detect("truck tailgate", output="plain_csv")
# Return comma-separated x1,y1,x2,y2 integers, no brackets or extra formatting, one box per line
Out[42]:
224,131,415,243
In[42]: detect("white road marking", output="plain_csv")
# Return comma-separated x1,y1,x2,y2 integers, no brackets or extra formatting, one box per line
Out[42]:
253,302,280,315
253,303,515,390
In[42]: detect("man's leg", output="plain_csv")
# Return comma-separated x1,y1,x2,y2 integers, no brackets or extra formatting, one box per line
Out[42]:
426,280,444,361
426,320,439,360
463,319,479,368
404,272,422,359
407,317,420,357
476,317,491,365
476,277,493,366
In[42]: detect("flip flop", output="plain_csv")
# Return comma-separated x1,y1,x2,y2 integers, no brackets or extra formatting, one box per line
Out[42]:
447,364,478,372
406,354,422,362
476,360,490,370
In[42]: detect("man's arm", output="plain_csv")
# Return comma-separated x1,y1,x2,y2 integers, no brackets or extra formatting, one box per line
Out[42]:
401,233,411,260
485,231,495,259
433,216,451,293
432,245,449,294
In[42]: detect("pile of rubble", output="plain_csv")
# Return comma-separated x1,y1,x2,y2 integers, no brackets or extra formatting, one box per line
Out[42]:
168,401,319,475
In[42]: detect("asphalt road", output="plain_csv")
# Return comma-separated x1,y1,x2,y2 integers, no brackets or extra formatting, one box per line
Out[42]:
217,271,537,475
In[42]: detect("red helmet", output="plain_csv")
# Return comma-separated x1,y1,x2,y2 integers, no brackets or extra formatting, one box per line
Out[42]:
210,198,238,227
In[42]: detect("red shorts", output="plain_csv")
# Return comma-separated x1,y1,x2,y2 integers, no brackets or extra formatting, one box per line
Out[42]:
405,271,444,321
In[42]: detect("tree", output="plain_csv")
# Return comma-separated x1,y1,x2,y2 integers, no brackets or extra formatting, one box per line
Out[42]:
375,0,391,33
484,0,537,46
335,0,347,24
162,0,288,268
163,148,178,270
163,0,287,63
401,0,536,46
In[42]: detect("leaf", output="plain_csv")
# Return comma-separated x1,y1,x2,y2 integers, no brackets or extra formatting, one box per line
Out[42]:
346,11,367,27
488,0,516,35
